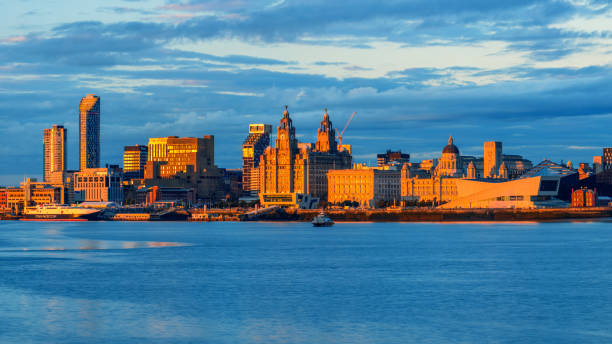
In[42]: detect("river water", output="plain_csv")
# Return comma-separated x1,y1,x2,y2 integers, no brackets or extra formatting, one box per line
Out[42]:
1,220,611,343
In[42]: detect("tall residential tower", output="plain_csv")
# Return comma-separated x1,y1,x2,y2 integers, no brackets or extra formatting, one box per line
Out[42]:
79,94,100,170
43,125,67,182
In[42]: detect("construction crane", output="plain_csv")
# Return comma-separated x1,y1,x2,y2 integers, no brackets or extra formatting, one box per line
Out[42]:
337,111,357,151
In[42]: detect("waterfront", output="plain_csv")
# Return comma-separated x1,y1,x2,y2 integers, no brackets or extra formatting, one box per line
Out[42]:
1,221,612,343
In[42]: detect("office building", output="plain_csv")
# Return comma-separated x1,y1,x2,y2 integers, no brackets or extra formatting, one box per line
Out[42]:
259,107,352,206
328,165,401,207
144,135,224,202
0,178,62,211
79,94,100,170
603,148,612,170
377,150,409,167
74,167,123,203
43,125,67,182
147,136,215,177
123,145,148,180
242,124,272,195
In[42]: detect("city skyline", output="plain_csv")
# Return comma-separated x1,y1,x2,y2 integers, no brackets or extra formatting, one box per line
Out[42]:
2,1,612,185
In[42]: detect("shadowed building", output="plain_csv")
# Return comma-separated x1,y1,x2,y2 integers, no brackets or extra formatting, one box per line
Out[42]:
377,150,409,167
43,125,67,182
242,124,272,196
79,94,100,170
259,107,352,207
603,148,612,170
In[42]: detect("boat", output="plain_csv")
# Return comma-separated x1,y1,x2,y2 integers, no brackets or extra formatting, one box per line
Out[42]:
21,204,101,221
312,212,334,227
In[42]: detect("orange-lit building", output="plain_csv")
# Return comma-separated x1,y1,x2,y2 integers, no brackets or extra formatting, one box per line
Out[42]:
259,107,352,206
0,179,62,211
327,165,401,207
144,135,224,202
43,125,67,182
0,189,7,209
74,167,123,203
571,188,597,207
147,136,215,177
79,94,100,170
123,145,148,180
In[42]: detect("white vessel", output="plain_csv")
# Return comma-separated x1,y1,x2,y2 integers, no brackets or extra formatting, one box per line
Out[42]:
21,204,101,221
312,212,334,227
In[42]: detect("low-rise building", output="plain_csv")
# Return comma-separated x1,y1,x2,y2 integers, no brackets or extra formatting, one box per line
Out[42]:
571,188,597,207
328,165,401,207
439,160,578,209
74,167,123,203
1,179,62,211
136,186,195,206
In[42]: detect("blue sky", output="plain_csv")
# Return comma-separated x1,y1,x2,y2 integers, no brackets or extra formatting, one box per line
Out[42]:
1,0,611,185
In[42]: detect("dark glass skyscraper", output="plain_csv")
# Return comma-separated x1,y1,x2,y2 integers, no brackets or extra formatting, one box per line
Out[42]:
79,94,100,171
242,124,272,195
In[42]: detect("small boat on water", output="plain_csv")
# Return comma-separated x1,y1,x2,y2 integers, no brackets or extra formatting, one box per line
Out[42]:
312,212,334,227
21,204,101,221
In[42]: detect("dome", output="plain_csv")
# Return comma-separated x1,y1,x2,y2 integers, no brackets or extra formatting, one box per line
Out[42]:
442,136,459,154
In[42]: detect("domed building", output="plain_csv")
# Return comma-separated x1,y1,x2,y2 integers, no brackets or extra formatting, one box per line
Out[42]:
435,137,463,177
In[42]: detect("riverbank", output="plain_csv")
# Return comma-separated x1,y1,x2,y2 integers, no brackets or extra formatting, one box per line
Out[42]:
3,207,611,222
253,207,612,222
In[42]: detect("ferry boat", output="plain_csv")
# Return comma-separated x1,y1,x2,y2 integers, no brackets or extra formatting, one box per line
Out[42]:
312,212,334,227
21,204,101,221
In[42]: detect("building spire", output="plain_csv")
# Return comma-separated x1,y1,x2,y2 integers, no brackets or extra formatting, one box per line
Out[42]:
448,136,453,145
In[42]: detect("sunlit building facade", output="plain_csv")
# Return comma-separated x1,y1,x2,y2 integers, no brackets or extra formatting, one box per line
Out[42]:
242,124,272,195
74,167,123,203
259,107,352,206
79,94,100,170
123,145,148,180
328,165,401,207
144,135,224,202
43,125,67,182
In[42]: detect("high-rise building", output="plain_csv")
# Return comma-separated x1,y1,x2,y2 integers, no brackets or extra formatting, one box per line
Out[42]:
79,94,100,170
603,148,612,170
484,141,502,178
146,136,215,177
123,145,148,180
593,155,603,174
43,125,67,182
242,124,272,195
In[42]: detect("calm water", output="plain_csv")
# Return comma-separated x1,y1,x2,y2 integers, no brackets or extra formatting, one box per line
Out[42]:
1,220,612,344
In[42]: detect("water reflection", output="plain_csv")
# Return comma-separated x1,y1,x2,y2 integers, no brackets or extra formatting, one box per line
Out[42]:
4,239,189,252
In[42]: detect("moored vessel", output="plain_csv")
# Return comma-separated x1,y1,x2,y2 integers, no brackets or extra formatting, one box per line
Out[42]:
21,204,101,221
312,212,334,227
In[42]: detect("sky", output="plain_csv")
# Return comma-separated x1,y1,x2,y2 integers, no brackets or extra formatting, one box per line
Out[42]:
1,0,612,185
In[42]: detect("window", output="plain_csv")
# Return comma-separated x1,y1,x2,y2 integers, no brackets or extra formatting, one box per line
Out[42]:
539,180,558,192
